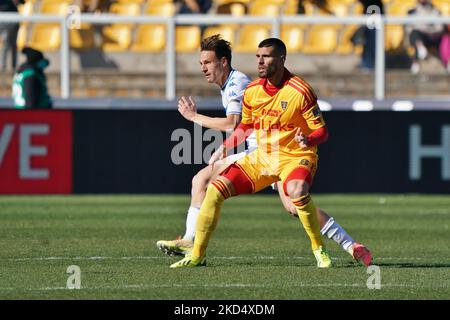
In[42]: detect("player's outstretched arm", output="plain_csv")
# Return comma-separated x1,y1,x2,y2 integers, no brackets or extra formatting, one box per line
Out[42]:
178,96,240,132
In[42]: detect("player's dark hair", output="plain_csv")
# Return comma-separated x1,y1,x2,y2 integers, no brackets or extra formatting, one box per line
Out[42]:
258,38,287,58
201,34,232,65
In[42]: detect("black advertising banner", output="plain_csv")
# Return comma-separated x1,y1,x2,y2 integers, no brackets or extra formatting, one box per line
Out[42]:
71,111,450,194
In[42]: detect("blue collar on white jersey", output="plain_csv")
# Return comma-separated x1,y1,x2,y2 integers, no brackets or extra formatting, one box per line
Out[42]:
221,69,235,91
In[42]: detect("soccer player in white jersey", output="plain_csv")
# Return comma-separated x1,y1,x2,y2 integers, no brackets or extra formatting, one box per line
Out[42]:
156,35,372,266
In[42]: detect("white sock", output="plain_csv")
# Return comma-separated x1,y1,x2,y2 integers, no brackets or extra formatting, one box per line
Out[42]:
320,217,355,252
183,206,200,241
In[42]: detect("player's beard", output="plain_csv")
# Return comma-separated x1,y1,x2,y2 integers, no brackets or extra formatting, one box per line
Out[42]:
258,64,276,78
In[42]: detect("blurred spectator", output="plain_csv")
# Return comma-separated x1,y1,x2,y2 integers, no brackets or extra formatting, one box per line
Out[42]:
358,0,385,70
72,0,113,13
0,0,24,72
177,0,212,14
406,0,446,74
12,47,52,109
297,0,333,15
176,0,212,36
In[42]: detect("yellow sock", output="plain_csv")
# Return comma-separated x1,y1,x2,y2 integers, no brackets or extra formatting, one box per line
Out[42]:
292,194,324,250
192,179,230,258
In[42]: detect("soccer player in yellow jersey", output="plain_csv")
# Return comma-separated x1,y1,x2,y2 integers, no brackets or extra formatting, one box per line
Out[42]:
171,38,336,268
158,35,372,267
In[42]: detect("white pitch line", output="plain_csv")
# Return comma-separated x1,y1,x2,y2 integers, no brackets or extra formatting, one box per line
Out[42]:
1,282,449,292
0,256,432,262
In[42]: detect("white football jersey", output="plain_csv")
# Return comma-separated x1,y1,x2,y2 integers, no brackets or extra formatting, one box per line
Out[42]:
220,69,257,152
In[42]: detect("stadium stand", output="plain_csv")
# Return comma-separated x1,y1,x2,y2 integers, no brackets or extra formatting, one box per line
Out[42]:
131,2,176,52
27,0,70,51
302,24,339,54
281,25,304,52
176,26,202,52
202,25,236,43
1,0,449,99
16,0,34,49
101,2,140,52
336,25,363,54
234,25,271,52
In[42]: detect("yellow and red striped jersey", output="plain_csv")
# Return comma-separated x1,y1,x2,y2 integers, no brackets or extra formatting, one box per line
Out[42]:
241,68,326,156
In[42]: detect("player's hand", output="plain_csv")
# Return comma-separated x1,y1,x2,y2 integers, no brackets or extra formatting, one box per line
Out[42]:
294,128,308,149
209,145,226,165
178,96,197,122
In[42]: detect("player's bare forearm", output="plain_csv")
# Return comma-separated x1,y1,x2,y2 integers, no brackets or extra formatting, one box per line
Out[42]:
191,113,241,132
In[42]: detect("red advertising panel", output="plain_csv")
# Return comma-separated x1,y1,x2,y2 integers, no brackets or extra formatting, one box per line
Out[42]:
0,110,72,194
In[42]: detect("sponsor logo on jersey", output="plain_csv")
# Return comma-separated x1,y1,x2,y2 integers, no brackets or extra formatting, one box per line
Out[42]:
261,109,281,117
253,117,295,131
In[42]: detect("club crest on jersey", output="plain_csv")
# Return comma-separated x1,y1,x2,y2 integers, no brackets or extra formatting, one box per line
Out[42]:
300,159,310,166
280,101,288,111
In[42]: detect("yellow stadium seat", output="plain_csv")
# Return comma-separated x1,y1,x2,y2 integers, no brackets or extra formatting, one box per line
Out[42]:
148,0,178,5
41,0,70,2
18,1,34,15
252,0,285,4
116,0,145,3
102,25,133,51
131,25,166,52
145,2,176,15
330,2,351,16
336,25,362,54
230,2,246,16
28,24,61,51
302,25,338,54
351,2,364,14
101,3,140,52
17,25,28,49
434,0,450,15
176,26,201,52
387,1,415,15
202,25,236,44
328,0,356,4
216,2,246,29
39,1,69,14
16,1,34,49
249,2,281,16
34,0,66,51
385,24,405,51
108,2,141,15
130,3,175,52
284,0,299,15
70,24,95,50
215,0,252,5
234,25,270,53
281,25,303,53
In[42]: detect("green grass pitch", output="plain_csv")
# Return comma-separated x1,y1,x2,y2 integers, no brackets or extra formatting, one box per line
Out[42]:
0,194,449,299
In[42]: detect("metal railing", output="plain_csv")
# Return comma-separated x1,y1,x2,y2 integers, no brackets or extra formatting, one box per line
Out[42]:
1,12,449,100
